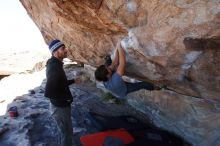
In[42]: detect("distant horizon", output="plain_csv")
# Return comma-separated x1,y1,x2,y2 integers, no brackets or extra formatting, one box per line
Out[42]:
0,1,48,53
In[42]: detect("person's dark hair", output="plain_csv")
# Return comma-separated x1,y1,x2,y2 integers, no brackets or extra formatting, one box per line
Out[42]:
95,65,109,82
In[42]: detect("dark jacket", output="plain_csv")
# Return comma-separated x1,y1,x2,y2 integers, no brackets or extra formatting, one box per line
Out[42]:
44,56,74,107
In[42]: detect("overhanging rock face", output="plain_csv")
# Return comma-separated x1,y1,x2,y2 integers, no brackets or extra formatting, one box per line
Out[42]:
20,0,220,145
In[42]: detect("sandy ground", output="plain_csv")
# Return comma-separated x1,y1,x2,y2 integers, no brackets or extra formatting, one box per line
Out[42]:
0,50,50,75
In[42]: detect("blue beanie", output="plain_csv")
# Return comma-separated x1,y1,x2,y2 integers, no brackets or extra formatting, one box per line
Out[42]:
49,39,65,53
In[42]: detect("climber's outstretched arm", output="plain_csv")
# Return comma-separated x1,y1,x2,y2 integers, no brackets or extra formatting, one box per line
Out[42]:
116,41,126,76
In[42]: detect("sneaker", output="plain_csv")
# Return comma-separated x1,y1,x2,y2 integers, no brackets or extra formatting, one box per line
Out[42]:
154,85,167,90
154,86,162,90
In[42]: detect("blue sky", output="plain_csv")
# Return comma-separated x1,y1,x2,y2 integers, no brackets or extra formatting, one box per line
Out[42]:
0,0,47,52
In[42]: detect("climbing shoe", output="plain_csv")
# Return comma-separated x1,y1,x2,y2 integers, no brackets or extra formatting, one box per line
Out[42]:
154,85,167,90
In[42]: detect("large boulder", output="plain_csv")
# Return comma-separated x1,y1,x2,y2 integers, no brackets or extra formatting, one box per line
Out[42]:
20,0,220,145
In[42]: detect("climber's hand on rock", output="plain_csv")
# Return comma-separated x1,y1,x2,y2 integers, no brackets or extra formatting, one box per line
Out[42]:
116,40,122,50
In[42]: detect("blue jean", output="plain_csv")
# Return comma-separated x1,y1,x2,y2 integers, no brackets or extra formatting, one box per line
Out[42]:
51,104,73,146
125,81,155,94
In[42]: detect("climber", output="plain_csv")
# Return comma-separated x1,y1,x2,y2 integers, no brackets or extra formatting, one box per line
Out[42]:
95,40,163,99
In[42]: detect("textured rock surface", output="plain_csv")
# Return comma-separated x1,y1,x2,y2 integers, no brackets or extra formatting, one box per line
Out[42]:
127,90,220,146
20,0,220,145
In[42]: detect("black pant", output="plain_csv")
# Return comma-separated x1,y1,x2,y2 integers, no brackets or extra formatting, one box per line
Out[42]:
125,81,155,94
